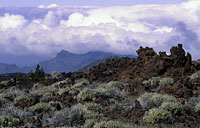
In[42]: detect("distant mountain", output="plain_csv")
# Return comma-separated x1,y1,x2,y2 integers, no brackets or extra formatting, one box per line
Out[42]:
0,63,21,74
0,50,136,74
39,50,136,73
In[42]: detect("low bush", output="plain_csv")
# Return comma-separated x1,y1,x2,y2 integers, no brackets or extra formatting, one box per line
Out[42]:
42,106,88,127
194,103,200,112
77,88,110,101
159,77,174,86
85,103,103,113
14,95,30,105
0,97,7,107
28,103,50,114
0,106,33,119
0,115,19,127
72,78,89,89
31,86,57,96
143,77,161,86
189,72,200,79
160,102,182,114
186,95,200,110
93,120,129,128
138,93,177,110
143,108,172,124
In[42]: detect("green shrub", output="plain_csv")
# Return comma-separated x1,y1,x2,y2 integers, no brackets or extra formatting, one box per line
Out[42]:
86,112,104,122
85,103,103,113
160,102,182,114
143,108,172,124
189,72,200,79
94,120,129,128
143,77,161,86
77,88,110,101
138,93,177,110
101,81,121,89
72,78,89,89
84,119,96,128
58,87,70,95
14,95,30,104
194,103,200,112
31,86,57,96
159,77,174,86
28,103,50,114
0,115,19,127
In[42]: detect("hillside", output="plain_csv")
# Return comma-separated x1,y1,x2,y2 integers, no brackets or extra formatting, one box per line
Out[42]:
0,50,135,74
0,44,200,127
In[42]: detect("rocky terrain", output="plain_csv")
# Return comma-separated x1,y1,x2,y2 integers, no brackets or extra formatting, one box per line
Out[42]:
0,44,200,128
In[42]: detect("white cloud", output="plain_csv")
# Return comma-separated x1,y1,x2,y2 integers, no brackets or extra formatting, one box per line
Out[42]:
1,0,200,60
0,13,26,31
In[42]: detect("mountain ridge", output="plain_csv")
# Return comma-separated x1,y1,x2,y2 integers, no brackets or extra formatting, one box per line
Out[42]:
0,50,136,74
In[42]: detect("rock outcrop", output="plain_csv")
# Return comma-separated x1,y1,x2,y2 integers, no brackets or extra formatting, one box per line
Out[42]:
86,44,195,82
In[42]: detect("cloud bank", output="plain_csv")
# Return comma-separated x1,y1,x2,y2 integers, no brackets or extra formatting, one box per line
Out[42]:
0,0,200,62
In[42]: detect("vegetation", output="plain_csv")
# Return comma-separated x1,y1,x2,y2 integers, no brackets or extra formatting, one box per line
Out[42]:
0,115,19,127
28,103,50,114
29,64,45,80
93,121,129,128
143,108,172,124
159,77,174,86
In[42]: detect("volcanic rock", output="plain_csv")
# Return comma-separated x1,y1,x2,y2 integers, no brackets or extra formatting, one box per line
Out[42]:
86,44,195,82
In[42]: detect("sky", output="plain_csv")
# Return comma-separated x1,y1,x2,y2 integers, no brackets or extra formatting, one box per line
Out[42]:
0,0,187,6
0,0,200,66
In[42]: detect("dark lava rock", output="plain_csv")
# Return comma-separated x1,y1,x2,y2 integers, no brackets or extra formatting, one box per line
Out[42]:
86,44,196,82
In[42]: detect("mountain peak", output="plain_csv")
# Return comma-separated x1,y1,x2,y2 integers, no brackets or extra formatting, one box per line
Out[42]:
56,50,75,58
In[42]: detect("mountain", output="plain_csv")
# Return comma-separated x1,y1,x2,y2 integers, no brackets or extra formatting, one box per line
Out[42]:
0,50,136,74
0,63,21,74
39,50,136,73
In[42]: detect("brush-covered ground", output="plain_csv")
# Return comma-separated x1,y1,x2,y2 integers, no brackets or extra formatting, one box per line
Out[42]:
0,44,200,128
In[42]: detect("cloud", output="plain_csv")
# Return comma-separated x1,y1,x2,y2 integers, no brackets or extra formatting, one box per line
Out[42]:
0,13,26,30
0,0,200,62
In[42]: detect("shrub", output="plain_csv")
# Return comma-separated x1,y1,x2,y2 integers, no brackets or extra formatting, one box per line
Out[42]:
28,103,50,114
77,88,110,101
143,77,161,86
14,95,30,105
42,106,88,127
160,102,182,114
51,79,71,88
0,106,33,119
58,87,70,95
85,103,103,113
189,72,200,79
86,112,104,122
100,81,121,89
143,108,172,124
138,93,177,110
5,87,26,98
159,77,174,86
51,72,63,79
0,97,7,107
194,103,200,112
94,120,129,128
48,101,64,111
0,115,19,127
84,119,96,128
186,95,200,109
31,86,57,96
109,87,127,100
72,78,89,89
